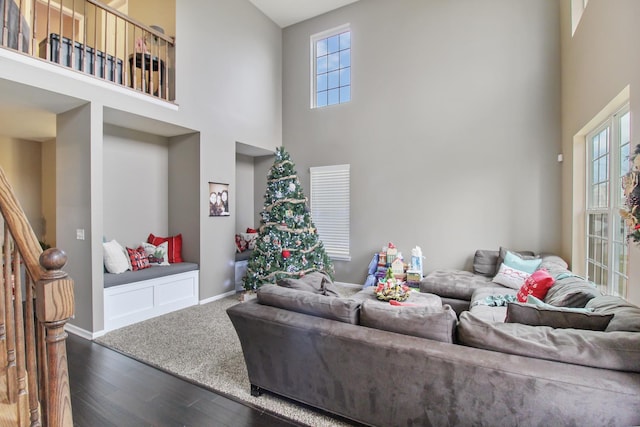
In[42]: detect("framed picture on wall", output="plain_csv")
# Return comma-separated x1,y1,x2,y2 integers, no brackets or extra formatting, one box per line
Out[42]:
209,182,230,217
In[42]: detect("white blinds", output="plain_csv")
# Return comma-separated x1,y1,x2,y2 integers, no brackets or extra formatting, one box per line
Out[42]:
310,164,350,261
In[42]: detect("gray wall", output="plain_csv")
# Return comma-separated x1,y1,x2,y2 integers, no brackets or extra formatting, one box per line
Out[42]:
283,0,562,284
103,124,169,247
0,136,43,238
236,153,257,233
57,104,101,331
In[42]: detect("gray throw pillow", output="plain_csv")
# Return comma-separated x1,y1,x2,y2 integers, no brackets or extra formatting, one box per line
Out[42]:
473,250,499,277
277,271,340,297
257,284,360,324
544,277,601,308
505,302,613,331
360,301,457,343
585,296,640,332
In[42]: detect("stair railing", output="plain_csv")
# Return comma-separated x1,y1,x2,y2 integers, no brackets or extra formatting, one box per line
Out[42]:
0,166,74,427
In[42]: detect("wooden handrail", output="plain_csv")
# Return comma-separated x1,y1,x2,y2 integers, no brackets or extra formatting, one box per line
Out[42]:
0,168,45,284
0,166,75,427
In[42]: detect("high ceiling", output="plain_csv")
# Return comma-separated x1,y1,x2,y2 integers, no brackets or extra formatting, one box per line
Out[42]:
248,0,359,28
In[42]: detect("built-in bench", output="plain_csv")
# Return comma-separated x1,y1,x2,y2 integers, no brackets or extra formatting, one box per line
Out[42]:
104,262,199,332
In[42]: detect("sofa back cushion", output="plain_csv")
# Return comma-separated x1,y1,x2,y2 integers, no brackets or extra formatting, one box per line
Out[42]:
256,284,361,324
360,301,457,343
457,311,640,372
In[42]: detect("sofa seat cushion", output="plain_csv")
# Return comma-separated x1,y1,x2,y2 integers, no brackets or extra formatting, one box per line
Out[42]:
469,287,518,323
420,270,499,301
586,296,640,332
256,284,361,324
457,311,640,372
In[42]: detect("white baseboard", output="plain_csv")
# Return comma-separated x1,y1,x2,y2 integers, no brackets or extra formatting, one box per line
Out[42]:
65,323,102,340
200,290,236,305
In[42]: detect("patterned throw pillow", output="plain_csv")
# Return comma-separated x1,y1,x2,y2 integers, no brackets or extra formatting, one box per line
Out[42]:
516,269,555,302
148,233,183,263
126,246,151,271
240,232,258,250
141,241,170,266
235,234,248,253
492,263,530,289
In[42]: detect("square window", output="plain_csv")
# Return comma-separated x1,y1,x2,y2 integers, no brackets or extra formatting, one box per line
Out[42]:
339,32,351,50
327,35,339,54
328,70,340,89
317,74,327,91
316,39,327,57
317,56,328,74
328,88,339,105
317,91,328,107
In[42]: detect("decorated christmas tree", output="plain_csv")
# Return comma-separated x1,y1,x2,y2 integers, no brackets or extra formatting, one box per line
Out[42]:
243,146,334,291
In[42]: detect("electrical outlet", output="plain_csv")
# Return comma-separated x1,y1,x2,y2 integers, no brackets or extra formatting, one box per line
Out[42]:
76,229,85,240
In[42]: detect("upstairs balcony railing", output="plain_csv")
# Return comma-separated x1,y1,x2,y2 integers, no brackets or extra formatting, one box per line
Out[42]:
1,0,175,101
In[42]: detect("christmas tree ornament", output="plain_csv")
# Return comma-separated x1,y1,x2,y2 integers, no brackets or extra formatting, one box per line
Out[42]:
282,250,291,259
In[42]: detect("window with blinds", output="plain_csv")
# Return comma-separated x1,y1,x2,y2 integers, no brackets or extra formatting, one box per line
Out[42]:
310,164,350,261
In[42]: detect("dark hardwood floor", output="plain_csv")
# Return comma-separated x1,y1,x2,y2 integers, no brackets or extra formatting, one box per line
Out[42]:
66,333,300,427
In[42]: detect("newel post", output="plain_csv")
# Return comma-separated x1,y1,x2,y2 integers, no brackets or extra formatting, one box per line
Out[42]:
36,248,74,427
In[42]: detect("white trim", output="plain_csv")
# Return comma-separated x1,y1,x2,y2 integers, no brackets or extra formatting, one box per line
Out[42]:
65,323,101,340
199,290,236,305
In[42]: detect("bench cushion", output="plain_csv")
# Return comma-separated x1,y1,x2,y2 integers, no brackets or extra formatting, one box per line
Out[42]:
104,262,199,288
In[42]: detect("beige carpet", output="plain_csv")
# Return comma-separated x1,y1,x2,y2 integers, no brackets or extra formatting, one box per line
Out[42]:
96,285,362,427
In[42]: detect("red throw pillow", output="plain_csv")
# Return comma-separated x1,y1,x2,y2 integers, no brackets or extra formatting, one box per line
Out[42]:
126,246,151,271
235,234,247,253
147,233,183,263
517,269,555,303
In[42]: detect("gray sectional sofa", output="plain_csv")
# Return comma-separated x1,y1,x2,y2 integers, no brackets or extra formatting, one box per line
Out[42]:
227,253,640,427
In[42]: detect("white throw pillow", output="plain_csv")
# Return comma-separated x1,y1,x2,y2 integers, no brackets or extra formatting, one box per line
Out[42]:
141,241,170,266
103,240,130,274
492,262,530,290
